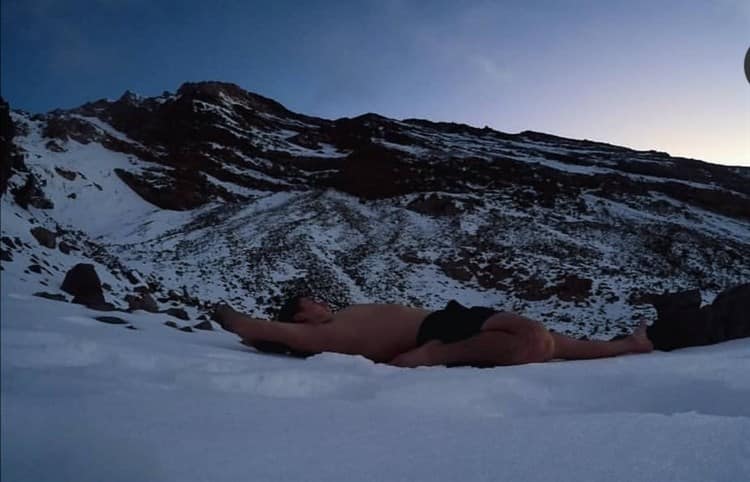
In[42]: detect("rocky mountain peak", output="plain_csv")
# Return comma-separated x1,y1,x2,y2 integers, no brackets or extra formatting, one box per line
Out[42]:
176,81,296,118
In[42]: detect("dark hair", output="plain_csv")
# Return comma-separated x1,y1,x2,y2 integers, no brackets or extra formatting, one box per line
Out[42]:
247,295,316,358
277,295,306,323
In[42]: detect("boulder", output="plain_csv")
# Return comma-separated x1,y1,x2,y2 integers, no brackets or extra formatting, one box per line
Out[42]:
54,167,77,180
706,283,750,341
124,270,141,285
646,284,750,351
84,302,117,312
649,289,701,324
58,241,75,254
61,263,106,306
95,316,128,325
30,226,56,249
164,307,189,320
33,291,67,302
192,320,214,331
125,292,159,312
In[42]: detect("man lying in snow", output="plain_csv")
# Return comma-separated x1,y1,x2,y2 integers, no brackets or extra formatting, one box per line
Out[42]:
214,283,749,368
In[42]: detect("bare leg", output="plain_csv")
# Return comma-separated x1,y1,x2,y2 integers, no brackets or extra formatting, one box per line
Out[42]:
391,312,555,368
551,321,653,360
390,320,653,368
390,330,546,368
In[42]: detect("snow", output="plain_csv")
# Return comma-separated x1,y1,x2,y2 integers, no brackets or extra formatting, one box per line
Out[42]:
3,107,750,481
2,285,749,482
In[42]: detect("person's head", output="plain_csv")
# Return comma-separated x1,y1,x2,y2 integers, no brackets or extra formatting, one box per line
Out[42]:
278,296,333,325
248,294,333,357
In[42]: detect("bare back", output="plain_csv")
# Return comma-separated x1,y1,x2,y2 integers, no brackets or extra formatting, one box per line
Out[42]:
316,304,430,362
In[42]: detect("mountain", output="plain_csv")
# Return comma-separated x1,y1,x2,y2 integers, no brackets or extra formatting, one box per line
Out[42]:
1,81,749,338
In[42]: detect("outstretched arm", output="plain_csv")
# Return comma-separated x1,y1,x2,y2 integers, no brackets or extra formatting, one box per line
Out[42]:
214,305,326,354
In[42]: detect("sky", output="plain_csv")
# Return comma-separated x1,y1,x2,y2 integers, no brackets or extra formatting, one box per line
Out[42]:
2,0,749,166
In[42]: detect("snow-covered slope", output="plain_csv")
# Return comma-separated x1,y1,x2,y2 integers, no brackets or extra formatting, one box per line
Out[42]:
2,285,749,482
2,81,749,338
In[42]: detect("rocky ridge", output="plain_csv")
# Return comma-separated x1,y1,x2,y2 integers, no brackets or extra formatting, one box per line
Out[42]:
1,82,749,338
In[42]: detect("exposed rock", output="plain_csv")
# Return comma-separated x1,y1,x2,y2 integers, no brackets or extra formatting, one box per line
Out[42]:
33,291,67,301
95,316,128,325
438,260,473,282
28,264,42,273
114,166,227,211
649,289,701,323
61,263,106,306
45,140,65,152
179,326,194,333
192,320,214,331
126,325,138,330
704,283,750,341
30,226,57,249
0,97,27,196
407,194,464,217
43,115,99,144
516,278,553,301
58,241,74,254
12,174,54,209
554,275,593,302
86,302,117,312
163,320,179,329
124,270,141,285
125,292,159,312
646,284,750,351
164,307,189,320
54,167,77,180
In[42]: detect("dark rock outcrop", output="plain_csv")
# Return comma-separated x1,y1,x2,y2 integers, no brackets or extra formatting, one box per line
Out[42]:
61,263,106,306
33,292,68,302
554,275,593,302
125,292,159,312
646,284,750,350
12,174,54,209
95,316,128,325
0,97,27,195
164,307,189,320
30,226,57,249
54,167,77,180
192,320,214,331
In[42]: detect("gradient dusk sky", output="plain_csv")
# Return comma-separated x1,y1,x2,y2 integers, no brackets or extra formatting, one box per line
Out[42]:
2,0,749,166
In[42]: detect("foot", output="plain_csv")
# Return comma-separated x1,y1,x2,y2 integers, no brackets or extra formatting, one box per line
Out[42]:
211,303,241,332
627,321,654,353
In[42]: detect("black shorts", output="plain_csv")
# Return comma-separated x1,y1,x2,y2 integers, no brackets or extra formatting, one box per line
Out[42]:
416,300,499,346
